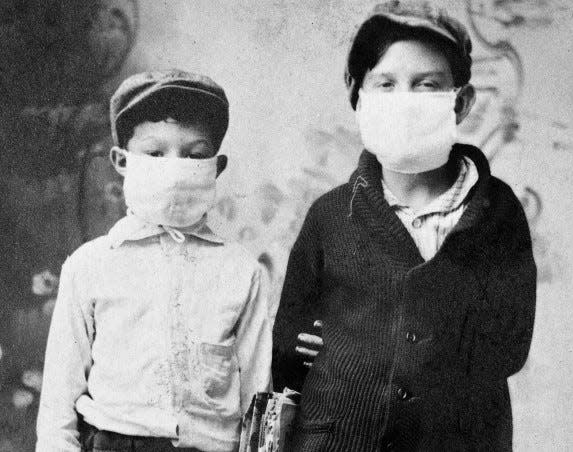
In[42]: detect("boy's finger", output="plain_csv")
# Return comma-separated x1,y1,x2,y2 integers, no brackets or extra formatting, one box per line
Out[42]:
303,361,313,368
295,346,319,358
297,333,324,347
313,320,323,329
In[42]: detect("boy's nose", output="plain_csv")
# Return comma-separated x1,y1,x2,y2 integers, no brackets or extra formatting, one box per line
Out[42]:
393,83,414,93
165,148,183,158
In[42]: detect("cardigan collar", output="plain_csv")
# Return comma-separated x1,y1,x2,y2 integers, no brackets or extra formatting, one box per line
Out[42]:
347,143,494,263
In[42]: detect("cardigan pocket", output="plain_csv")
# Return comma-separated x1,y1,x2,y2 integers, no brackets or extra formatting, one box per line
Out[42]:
297,418,336,433
199,342,240,415
291,417,335,451
458,298,484,376
458,380,511,440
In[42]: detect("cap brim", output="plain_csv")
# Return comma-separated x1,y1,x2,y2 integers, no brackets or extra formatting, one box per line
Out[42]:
115,84,229,148
380,13,458,45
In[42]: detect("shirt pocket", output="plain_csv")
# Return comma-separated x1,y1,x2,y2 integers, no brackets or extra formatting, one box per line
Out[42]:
199,342,240,416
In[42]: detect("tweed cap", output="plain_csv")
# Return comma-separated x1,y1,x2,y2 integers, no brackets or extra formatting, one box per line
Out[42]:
110,69,229,149
346,0,473,109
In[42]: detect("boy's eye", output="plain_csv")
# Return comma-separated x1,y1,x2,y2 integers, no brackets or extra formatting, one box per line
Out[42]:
374,81,394,90
181,142,214,159
416,80,440,91
147,151,163,157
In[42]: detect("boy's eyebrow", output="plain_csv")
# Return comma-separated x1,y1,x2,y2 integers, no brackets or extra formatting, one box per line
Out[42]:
131,137,212,148
367,70,449,79
414,71,449,78
130,136,163,144
180,138,212,147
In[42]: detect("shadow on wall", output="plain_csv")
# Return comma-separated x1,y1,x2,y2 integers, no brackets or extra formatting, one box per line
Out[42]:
0,1,138,450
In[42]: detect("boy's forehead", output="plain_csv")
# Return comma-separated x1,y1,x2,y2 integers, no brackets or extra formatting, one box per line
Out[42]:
369,40,453,74
131,119,212,139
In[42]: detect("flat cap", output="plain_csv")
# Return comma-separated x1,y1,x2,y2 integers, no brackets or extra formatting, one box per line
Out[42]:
110,69,229,148
346,0,473,109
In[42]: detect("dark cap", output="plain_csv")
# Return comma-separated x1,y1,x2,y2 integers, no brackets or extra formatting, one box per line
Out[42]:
110,69,229,149
345,1,473,109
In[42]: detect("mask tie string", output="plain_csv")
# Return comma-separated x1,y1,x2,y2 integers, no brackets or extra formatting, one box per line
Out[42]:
162,225,186,243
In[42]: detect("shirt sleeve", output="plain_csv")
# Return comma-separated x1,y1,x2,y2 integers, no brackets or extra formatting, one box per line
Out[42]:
235,265,272,414
36,257,94,452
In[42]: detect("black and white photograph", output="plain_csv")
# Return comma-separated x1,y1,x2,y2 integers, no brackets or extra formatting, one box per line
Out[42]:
0,1,572,451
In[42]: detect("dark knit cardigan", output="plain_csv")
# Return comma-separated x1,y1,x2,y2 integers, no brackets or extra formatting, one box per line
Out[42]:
272,144,536,451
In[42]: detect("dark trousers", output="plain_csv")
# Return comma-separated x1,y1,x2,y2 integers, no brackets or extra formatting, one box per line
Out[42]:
79,420,202,452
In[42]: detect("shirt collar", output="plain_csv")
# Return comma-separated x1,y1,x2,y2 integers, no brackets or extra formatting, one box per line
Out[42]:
381,156,479,216
108,211,225,249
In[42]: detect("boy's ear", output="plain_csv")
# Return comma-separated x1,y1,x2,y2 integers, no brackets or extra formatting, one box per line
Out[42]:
110,146,127,177
216,154,227,178
454,84,476,125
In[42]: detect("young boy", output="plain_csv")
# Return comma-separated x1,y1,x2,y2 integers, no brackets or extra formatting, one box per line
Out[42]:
36,70,271,452
272,2,536,451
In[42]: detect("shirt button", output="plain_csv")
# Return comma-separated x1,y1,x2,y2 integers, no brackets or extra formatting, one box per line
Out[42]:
406,332,417,343
412,218,422,228
397,387,410,400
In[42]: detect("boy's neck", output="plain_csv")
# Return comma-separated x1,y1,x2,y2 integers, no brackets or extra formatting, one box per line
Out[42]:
382,160,458,212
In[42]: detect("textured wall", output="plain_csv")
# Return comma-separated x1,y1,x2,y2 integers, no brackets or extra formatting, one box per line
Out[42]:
0,1,572,450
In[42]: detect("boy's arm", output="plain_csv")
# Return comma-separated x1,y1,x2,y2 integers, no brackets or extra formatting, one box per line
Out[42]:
36,258,94,452
272,207,323,392
235,265,272,414
465,193,537,382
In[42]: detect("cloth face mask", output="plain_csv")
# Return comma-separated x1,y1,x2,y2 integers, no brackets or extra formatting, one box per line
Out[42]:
356,90,458,174
122,152,217,228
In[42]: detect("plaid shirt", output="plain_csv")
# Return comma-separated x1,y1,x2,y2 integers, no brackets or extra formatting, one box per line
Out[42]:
382,157,479,261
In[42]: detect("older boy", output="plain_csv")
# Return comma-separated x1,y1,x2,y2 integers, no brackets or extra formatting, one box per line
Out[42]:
272,2,536,450
37,70,271,452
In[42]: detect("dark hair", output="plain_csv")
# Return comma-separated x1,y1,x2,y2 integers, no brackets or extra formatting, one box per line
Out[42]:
346,18,472,108
116,90,223,150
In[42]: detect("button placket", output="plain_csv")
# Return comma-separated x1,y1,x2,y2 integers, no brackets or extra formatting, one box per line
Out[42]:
166,249,198,413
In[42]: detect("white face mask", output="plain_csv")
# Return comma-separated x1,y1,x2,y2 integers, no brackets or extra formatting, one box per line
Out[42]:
356,90,458,174
122,152,217,228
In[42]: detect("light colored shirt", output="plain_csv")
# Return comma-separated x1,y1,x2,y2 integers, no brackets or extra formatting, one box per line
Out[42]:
382,157,479,261
36,214,272,452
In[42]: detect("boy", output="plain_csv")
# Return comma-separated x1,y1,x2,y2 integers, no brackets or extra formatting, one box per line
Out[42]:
37,70,271,452
272,2,536,451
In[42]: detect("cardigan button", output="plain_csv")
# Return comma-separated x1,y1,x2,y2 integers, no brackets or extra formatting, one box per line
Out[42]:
412,218,422,228
406,332,417,343
397,387,410,400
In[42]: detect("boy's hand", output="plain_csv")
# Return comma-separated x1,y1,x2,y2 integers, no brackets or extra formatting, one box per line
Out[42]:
296,320,323,368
